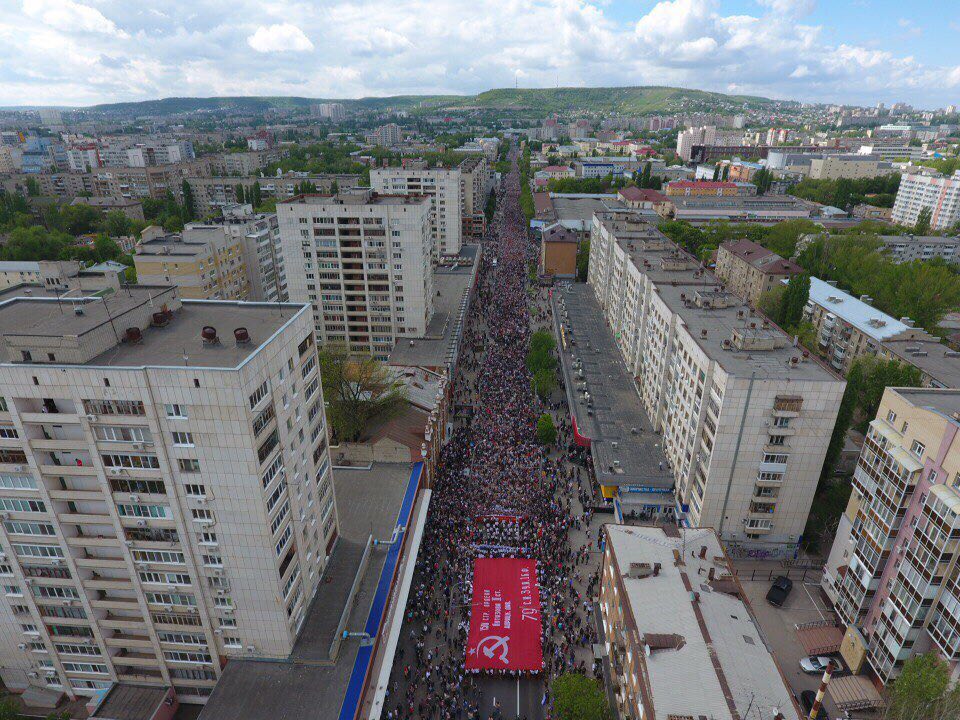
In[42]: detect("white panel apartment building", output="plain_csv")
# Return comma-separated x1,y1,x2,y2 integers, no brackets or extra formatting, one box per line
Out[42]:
892,170,960,230
0,286,337,703
370,167,463,257
588,213,845,554
277,191,434,360
217,205,288,303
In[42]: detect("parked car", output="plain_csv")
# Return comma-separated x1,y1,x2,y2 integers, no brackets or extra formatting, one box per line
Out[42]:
800,655,836,674
765,575,793,606
799,690,829,720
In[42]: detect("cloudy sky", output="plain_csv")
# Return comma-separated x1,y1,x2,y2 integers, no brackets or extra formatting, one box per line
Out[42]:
1,0,958,108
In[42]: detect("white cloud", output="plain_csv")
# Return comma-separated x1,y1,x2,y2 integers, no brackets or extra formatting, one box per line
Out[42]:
0,0,957,107
22,0,127,37
247,23,314,53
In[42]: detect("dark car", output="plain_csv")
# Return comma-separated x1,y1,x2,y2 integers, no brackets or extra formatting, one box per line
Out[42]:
799,690,829,720
765,575,793,606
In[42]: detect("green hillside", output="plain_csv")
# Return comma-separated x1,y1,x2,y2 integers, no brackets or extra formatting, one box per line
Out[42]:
86,86,776,117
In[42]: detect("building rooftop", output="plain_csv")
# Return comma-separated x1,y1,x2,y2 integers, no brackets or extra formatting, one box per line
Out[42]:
617,187,668,204
882,338,960,388
894,387,960,419
88,684,170,720
605,525,800,720
720,239,802,276
542,223,578,244
388,244,478,370
279,190,431,208
0,284,308,369
550,194,635,231
598,214,838,381
806,276,912,341
554,284,673,494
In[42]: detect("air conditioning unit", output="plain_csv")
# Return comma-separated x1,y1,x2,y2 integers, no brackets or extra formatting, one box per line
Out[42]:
196,497,206,505
50,558,61,565
109,468,123,476
13,465,25,472
215,589,226,596
136,520,147,527
213,628,223,634
164,605,174,612
85,414,97,422
223,608,234,615
17,643,26,650
24,577,33,585
245,645,256,653
129,494,141,503
28,671,38,678
133,443,144,450
61,600,71,606
123,540,133,547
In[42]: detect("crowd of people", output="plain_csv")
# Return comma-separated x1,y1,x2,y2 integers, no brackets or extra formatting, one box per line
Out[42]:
382,151,602,720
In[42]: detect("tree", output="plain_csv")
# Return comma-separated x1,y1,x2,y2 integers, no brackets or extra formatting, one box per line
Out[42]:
251,181,262,208
25,177,40,197
551,672,611,720
330,180,339,194
532,367,557,400
777,273,810,329
0,698,19,720
576,239,591,282
181,180,195,222
527,330,557,374
757,285,786,320
753,168,773,195
884,653,960,720
235,183,246,205
914,207,932,235
536,413,558,445
317,343,407,443
103,209,132,238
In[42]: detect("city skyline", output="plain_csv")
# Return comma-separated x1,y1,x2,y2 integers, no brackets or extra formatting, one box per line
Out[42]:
2,0,959,108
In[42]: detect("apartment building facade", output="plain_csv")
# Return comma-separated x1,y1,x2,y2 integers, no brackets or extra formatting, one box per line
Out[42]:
186,175,361,217
370,167,463,257
277,191,434,360
824,388,960,684
215,205,287,303
714,240,802,305
676,126,717,162
459,157,492,242
0,287,337,703
803,277,927,375
209,151,283,178
588,213,844,554
892,170,960,230
134,226,251,301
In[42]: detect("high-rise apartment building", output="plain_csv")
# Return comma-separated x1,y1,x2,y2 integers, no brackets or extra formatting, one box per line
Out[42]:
277,190,433,360
370,167,463,257
458,156,493,241
0,286,336,703
892,170,960,230
370,124,401,147
587,213,844,553
675,126,717,162
312,103,345,122
209,205,287,303
824,388,960,684
134,226,251,301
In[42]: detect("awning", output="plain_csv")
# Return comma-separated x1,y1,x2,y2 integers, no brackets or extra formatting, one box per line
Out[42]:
465,558,543,672
796,623,844,655
828,675,885,711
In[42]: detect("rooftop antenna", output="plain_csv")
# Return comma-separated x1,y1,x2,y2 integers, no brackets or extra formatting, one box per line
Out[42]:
182,348,189,366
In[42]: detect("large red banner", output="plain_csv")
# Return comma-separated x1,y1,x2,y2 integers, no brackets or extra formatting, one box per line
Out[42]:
465,558,543,672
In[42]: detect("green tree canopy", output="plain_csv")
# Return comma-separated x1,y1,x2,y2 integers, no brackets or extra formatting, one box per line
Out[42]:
777,273,810,329
551,672,611,720
886,653,960,720
536,413,558,445
317,343,407,443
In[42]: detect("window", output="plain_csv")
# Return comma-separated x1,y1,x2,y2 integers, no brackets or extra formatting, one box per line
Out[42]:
0,498,46,513
222,636,242,648
110,478,166,495
0,474,36,490
191,508,213,523
249,380,269,409
266,481,287,514
911,440,925,459
200,531,218,545
218,617,237,629
117,504,170,519
184,484,206,498
54,643,101,657
32,585,79,599
762,453,789,465
275,525,293,556
101,453,160,469
171,432,194,447
258,429,279,464
132,550,185,564
772,416,791,428
157,632,206,645
163,650,212,664
270,501,290,534
178,459,200,473
0,425,19,439
202,554,222,567
146,592,196,607
261,455,284,489
4,521,56,536
768,435,786,446
252,404,275,437
165,404,187,419
94,425,151,443
886,409,897,424
82,399,145,416
61,662,107,674
12,543,63,559
139,571,191,585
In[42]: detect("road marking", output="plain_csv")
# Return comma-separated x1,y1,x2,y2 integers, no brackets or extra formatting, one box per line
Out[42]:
803,582,825,621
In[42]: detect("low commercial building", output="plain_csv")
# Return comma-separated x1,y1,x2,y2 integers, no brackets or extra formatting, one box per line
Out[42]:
0,286,336,702
852,204,893,221
134,226,250,301
670,195,814,224
588,213,844,553
824,388,960,684
803,277,927,374
807,156,895,180
714,239,802,305
616,187,671,214
600,525,800,720
538,224,578,278
664,180,753,197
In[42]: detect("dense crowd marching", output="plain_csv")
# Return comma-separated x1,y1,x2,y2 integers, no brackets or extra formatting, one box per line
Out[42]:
383,151,602,720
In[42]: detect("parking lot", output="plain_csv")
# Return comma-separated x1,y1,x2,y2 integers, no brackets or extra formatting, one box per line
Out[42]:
736,565,845,719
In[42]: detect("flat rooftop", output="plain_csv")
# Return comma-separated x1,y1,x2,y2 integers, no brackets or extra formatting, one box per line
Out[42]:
598,215,838,381
554,284,673,494
388,244,478,370
897,387,960,419
605,525,800,720
550,194,631,230
279,191,431,207
883,338,960,388
90,683,170,720
200,463,415,720
0,285,307,369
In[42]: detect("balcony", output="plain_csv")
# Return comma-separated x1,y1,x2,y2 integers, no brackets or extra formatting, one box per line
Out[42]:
73,557,127,570
66,535,120,548
59,513,114,525
110,651,160,668
47,489,105,502
100,613,147,630
89,595,140,611
82,577,133,592
104,633,153,650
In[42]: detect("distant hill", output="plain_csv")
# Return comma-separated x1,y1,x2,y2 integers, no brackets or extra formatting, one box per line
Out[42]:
85,86,777,117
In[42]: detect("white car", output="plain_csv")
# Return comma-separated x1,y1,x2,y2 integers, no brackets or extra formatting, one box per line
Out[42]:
800,656,835,674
